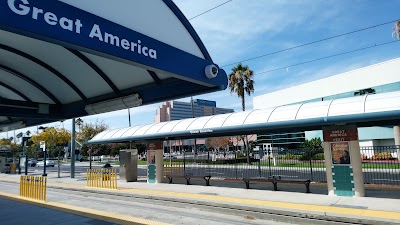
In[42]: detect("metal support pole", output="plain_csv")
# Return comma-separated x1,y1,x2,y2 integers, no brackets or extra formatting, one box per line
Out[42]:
43,148,47,176
309,148,314,181
58,149,61,178
71,118,76,178
24,154,28,175
89,147,92,169
268,149,271,178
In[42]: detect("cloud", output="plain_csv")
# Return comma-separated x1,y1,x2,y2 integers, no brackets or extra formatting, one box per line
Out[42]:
175,0,342,64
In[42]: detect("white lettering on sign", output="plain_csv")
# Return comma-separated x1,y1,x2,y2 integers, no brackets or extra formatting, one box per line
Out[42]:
89,25,157,59
7,0,157,59
190,129,213,134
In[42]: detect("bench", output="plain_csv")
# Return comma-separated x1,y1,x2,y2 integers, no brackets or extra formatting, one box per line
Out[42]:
166,173,212,186
243,176,311,193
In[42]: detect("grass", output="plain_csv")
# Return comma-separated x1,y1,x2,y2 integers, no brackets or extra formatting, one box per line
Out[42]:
258,161,400,169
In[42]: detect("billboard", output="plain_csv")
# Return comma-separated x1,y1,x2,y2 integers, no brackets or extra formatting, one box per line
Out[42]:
330,142,351,165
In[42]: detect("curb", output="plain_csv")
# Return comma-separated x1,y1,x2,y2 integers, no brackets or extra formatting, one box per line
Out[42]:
0,191,170,225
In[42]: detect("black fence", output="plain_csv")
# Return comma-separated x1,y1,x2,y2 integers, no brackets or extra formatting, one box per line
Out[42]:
166,145,400,185
360,146,400,185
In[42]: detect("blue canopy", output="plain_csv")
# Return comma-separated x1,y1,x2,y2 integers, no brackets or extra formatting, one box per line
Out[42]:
0,0,227,131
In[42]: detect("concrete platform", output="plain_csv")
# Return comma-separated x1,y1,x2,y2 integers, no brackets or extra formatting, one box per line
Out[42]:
0,171,400,224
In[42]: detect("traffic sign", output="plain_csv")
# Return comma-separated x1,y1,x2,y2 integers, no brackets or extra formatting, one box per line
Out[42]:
40,141,46,151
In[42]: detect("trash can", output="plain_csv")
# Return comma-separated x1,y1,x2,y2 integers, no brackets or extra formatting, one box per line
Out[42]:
4,164,10,174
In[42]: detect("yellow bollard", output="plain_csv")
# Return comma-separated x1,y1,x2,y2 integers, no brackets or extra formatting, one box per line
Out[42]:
19,175,46,201
86,168,117,189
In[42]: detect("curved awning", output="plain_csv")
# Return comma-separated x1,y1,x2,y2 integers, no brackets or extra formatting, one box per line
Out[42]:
89,91,400,144
0,0,228,131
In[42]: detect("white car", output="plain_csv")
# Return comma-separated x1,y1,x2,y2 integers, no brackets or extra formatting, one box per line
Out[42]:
36,160,55,167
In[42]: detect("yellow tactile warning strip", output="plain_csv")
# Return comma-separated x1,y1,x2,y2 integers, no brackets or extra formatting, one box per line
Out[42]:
0,191,170,225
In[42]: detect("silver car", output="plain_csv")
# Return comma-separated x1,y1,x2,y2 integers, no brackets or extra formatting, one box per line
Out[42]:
36,160,55,167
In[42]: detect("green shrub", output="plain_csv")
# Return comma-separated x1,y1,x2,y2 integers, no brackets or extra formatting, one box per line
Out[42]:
371,152,394,160
236,153,245,158
283,153,300,160
312,153,325,160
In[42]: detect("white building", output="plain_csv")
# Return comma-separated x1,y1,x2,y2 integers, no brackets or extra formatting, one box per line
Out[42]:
253,58,400,148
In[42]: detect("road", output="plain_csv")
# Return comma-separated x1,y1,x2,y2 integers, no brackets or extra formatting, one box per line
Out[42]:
0,182,306,225
27,161,400,185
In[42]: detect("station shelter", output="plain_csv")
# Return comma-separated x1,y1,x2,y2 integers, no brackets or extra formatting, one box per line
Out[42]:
90,91,400,197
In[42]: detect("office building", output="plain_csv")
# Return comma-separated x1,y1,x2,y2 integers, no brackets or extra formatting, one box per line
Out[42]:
253,58,400,148
154,99,234,123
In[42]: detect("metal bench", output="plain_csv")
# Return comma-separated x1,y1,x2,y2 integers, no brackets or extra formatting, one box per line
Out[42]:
243,176,311,193
166,173,212,186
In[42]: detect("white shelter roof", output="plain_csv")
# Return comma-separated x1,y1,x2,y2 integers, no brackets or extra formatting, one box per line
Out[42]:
89,91,400,144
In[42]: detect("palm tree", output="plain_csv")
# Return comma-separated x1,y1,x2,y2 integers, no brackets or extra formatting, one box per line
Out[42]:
228,63,254,111
229,63,254,163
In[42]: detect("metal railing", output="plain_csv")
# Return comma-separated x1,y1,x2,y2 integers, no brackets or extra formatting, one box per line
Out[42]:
20,176,47,201
168,146,400,185
360,146,400,185
86,169,118,189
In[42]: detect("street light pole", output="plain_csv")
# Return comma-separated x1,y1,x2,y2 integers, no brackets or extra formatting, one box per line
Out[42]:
40,141,47,176
71,118,76,178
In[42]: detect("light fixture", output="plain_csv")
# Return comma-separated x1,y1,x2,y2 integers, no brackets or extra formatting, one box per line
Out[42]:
85,94,143,115
0,121,25,131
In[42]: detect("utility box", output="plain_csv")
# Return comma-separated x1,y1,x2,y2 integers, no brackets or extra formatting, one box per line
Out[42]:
0,157,5,173
119,149,138,182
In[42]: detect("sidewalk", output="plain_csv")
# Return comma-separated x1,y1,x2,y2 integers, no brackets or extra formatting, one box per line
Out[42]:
0,172,400,224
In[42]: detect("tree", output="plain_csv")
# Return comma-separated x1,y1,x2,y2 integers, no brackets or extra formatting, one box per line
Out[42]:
31,127,71,176
229,63,254,163
228,63,254,111
76,120,108,142
206,137,230,151
302,137,322,150
77,120,109,159
30,127,71,159
0,138,12,145
300,137,323,160
31,127,71,148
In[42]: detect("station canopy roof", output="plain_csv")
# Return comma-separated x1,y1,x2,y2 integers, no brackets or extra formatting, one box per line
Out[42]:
89,91,400,144
0,0,228,131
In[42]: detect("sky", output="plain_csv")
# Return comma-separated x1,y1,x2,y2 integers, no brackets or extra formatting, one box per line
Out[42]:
2,0,400,139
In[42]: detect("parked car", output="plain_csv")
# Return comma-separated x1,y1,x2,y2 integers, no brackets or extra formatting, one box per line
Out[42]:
36,160,55,167
163,155,177,160
27,159,38,167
